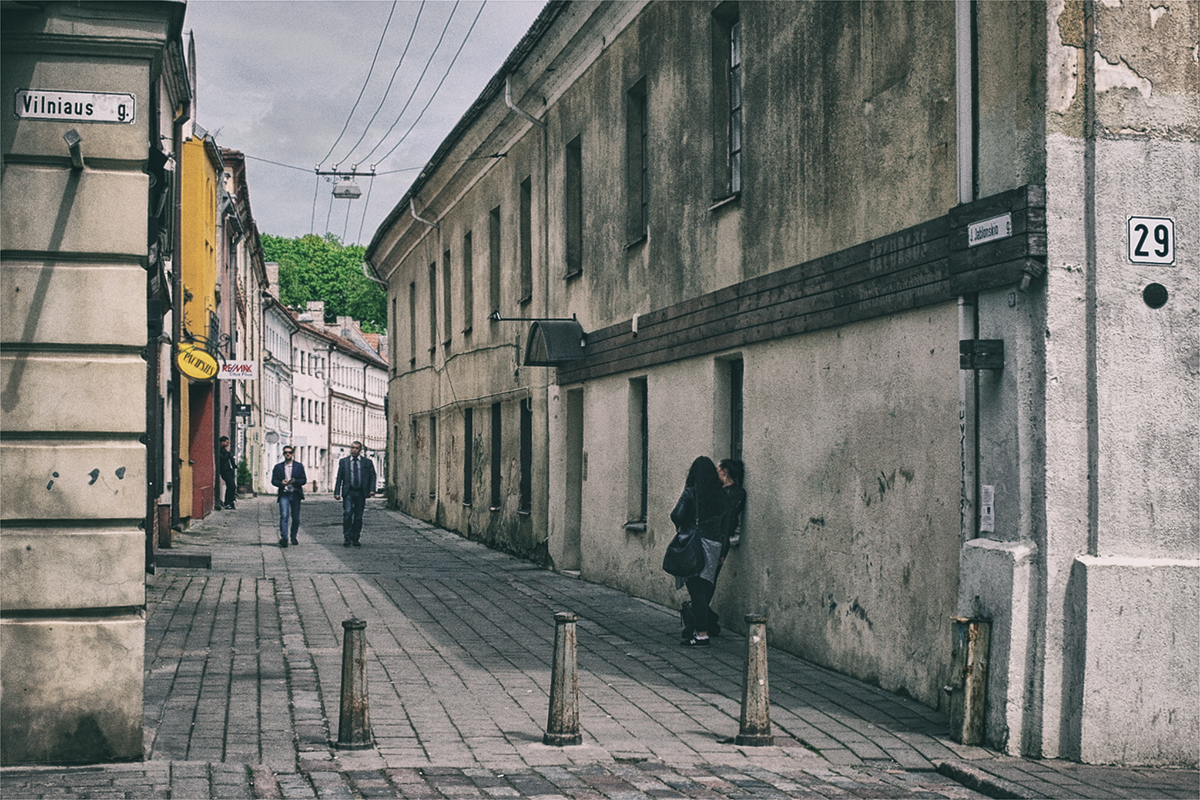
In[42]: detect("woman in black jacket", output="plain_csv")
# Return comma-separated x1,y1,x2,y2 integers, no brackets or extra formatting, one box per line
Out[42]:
670,456,728,647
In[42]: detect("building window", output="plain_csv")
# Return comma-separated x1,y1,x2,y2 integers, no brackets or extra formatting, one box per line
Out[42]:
409,282,417,365
564,135,583,276
391,298,398,372
462,231,474,334
428,416,438,499
463,407,474,506
519,176,532,304
628,377,648,523
490,402,502,509
428,262,437,359
489,206,501,320
715,356,744,462
442,249,453,346
626,79,648,244
519,398,532,514
712,3,742,201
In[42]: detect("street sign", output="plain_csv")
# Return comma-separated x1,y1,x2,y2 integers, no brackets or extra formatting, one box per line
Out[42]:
235,404,251,418
14,89,136,123
1128,216,1175,265
967,213,1012,247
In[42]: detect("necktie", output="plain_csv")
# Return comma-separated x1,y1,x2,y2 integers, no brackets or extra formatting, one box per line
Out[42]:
352,457,359,490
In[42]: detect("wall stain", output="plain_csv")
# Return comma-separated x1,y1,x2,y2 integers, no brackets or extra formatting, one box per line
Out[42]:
88,469,100,485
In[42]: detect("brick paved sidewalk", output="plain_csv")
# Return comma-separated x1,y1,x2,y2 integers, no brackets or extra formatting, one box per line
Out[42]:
2,496,1195,799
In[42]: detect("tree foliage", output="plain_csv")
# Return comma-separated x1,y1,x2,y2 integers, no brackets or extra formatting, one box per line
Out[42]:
262,233,387,333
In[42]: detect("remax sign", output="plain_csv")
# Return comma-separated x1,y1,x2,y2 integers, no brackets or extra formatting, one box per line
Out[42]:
218,361,259,380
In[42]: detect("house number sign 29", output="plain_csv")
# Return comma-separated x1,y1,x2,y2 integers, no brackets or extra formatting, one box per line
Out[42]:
1128,216,1175,265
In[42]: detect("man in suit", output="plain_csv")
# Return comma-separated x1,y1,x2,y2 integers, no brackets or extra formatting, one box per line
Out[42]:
270,445,307,547
334,441,376,547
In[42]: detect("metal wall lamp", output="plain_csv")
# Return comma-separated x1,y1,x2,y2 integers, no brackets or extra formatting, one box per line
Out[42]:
487,313,586,366
63,129,85,170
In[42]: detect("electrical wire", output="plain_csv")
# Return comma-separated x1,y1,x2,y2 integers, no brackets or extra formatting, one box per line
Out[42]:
372,1,488,165
359,1,462,164
317,0,399,168
356,173,378,245
310,174,321,235
334,0,426,168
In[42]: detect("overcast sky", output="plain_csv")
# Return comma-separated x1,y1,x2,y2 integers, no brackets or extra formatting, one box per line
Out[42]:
184,0,547,246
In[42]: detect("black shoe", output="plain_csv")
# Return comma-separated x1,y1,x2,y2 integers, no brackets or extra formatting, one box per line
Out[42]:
681,635,711,647
228,504,236,510
290,537,298,545
343,540,352,547
351,540,361,547
279,539,288,548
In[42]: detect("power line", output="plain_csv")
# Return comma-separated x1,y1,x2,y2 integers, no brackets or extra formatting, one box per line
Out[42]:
359,1,462,164
334,0,427,168
356,173,378,245
317,0,399,169
373,1,488,165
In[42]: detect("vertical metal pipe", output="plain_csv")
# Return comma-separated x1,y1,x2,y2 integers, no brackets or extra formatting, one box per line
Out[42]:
955,0,976,205
543,611,582,746
336,618,373,749
736,614,774,746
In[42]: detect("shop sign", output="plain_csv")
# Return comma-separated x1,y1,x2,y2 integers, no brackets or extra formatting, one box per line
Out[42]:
218,361,258,380
14,89,136,123
176,343,219,381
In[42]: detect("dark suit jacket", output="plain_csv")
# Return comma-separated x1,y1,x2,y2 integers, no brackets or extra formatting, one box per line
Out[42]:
334,455,376,496
271,460,307,500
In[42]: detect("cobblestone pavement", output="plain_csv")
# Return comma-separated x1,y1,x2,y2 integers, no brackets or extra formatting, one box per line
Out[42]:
2,497,1196,799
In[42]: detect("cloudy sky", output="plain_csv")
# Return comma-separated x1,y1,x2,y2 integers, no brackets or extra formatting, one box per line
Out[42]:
184,0,547,246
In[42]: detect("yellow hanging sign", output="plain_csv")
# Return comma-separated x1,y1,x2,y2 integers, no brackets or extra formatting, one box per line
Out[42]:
176,343,219,381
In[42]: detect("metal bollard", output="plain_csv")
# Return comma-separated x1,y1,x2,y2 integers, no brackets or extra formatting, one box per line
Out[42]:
336,618,373,749
543,611,582,746
736,614,774,746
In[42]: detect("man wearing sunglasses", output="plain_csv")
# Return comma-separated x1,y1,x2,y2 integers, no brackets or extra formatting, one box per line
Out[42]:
270,446,307,547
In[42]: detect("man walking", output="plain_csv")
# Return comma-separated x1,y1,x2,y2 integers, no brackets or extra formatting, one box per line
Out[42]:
218,436,238,510
334,441,376,547
271,446,306,547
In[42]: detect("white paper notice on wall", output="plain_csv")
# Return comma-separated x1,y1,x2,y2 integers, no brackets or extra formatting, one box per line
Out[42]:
980,485,995,533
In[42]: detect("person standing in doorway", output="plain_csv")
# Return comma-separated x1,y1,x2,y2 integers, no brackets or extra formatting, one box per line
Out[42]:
218,436,238,510
271,446,306,547
334,441,377,547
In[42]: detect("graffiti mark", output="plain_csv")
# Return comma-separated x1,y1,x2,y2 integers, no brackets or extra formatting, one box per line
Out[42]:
47,471,60,490
808,516,825,527
88,469,100,485
115,467,126,480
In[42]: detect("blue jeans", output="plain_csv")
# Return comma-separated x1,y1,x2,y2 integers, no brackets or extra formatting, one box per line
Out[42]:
278,493,301,540
342,492,366,541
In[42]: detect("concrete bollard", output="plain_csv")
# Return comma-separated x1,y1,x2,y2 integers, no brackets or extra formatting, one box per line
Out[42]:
543,611,582,746
336,618,373,749
736,613,774,746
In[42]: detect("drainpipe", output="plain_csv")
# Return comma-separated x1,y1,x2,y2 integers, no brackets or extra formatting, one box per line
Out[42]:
505,75,546,129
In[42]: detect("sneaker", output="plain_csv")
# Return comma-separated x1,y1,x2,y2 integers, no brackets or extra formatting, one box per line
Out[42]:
343,540,352,547
681,635,711,647
290,537,299,545
351,540,361,547
279,539,288,548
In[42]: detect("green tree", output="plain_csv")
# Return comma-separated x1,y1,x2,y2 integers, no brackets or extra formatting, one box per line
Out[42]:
262,233,387,332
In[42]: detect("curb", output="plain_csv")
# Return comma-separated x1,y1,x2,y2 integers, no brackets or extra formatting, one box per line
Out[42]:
935,760,1042,800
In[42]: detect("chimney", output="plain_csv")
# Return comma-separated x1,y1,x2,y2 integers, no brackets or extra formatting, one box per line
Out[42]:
265,261,280,294
307,301,326,322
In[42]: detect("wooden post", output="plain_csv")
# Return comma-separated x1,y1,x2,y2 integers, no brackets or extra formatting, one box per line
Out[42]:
948,616,990,745
336,618,373,749
543,611,582,746
736,614,774,746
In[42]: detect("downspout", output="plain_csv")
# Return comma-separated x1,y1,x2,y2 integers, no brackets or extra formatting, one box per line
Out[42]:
956,0,980,547
505,75,547,129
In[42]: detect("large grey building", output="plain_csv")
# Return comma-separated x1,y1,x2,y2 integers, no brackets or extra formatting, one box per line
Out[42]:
368,0,1196,765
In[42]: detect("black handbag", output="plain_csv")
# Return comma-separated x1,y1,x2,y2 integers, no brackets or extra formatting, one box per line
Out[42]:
662,524,704,576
